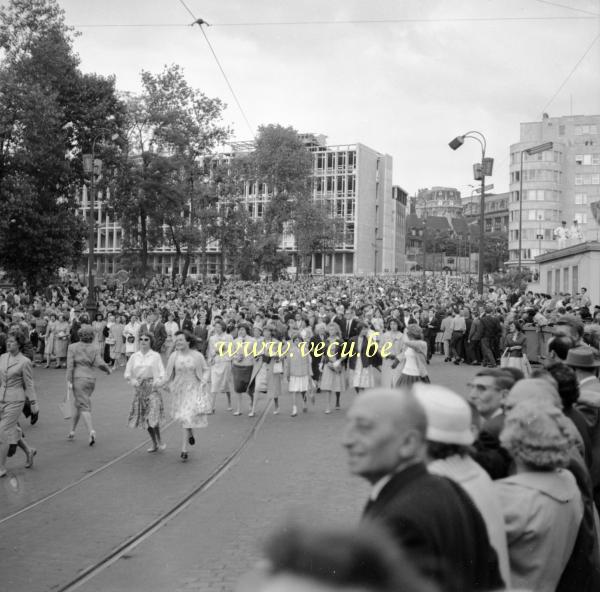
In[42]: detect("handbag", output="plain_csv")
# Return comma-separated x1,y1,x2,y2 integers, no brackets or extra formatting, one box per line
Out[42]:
126,335,135,344
105,337,116,345
59,386,74,420
499,348,510,368
273,360,284,374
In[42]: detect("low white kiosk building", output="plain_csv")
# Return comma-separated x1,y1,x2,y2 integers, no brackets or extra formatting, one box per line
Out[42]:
535,241,600,304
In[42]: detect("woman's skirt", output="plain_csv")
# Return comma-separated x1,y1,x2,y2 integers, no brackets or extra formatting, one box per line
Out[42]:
288,375,310,393
396,373,431,387
232,365,254,395
72,377,96,412
501,354,532,377
128,378,164,429
380,358,402,389
0,401,24,445
320,365,345,392
211,361,232,393
171,377,211,429
352,361,376,389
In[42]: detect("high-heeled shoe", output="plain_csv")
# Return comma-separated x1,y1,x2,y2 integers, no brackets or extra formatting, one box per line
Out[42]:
188,434,195,446
25,448,37,469
147,445,158,453
291,406,298,417
89,430,96,446
67,431,75,441
180,451,188,461
157,443,166,451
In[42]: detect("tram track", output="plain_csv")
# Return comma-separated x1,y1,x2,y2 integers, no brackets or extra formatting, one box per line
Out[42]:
0,420,176,527
55,400,271,592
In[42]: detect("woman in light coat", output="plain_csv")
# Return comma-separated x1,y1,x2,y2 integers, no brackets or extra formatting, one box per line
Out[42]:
53,312,71,368
495,401,584,592
0,332,38,476
44,313,57,368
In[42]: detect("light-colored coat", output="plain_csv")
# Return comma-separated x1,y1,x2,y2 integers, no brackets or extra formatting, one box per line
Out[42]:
0,352,36,402
495,469,583,592
429,455,511,587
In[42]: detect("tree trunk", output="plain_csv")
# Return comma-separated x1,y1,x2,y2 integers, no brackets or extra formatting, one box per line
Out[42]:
182,246,191,282
168,225,181,286
139,207,148,278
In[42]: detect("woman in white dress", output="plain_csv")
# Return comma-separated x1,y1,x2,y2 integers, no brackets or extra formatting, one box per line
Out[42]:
207,319,233,412
123,314,141,360
162,331,211,462
380,318,405,388
396,324,430,386
44,313,57,368
124,332,166,453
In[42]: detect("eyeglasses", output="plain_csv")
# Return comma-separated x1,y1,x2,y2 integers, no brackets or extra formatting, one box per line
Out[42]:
139,337,150,342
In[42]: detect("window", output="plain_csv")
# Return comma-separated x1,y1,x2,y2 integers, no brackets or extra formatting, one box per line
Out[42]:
575,192,587,205
327,153,335,169
563,268,569,292
572,266,578,294
559,125,565,136
348,151,356,168
547,270,552,293
574,213,588,224
555,269,561,292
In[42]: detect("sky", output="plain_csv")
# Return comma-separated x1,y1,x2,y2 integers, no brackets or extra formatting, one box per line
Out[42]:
56,0,600,196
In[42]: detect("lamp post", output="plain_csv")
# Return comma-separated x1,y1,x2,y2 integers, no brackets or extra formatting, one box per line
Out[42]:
421,220,427,280
449,131,492,295
83,130,119,318
518,141,553,273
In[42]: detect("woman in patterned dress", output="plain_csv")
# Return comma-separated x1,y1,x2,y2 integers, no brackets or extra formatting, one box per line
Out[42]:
123,314,141,360
162,331,210,462
92,313,106,357
124,332,166,452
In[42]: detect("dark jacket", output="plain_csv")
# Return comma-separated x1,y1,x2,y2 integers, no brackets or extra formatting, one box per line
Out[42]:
480,314,501,340
346,334,382,370
363,463,503,592
471,413,512,480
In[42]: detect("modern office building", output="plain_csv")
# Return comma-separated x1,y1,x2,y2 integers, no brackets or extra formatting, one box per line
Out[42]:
508,114,600,269
414,186,462,219
79,135,402,277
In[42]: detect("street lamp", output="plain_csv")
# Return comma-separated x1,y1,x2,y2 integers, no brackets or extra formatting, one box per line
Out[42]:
518,141,553,273
83,130,119,318
449,130,493,295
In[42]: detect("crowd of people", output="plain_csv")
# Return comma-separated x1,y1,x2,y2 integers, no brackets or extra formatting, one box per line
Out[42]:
1,273,600,590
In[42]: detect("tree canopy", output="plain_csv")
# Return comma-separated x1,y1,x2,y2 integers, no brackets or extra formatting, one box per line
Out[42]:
0,0,124,291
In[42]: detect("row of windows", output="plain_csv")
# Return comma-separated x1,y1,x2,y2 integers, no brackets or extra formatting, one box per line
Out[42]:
315,151,357,171
509,209,561,222
510,229,554,241
575,174,600,185
575,154,600,165
509,249,544,260
511,189,561,202
313,175,356,194
548,266,579,296
510,150,562,164
510,169,561,183
575,192,589,204
575,125,598,136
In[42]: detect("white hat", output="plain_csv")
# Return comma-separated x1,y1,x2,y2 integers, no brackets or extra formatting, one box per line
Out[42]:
413,384,474,446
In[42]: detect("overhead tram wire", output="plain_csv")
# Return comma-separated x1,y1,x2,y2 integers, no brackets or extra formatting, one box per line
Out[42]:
541,31,600,113
177,0,254,137
73,15,598,28
531,0,600,16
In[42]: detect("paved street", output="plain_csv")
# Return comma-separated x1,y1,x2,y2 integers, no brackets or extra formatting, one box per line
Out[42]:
0,357,479,592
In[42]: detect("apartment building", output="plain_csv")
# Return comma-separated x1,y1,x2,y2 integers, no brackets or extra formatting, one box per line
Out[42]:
508,114,600,269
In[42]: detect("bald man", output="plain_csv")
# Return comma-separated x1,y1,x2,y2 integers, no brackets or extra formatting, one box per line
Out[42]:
343,388,503,592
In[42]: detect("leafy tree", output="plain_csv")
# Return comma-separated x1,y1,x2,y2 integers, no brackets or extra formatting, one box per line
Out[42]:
112,65,229,282
0,0,125,292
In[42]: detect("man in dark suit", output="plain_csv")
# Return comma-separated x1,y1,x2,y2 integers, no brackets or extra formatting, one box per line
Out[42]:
147,311,167,353
344,388,503,592
421,306,441,363
341,307,360,341
480,306,501,368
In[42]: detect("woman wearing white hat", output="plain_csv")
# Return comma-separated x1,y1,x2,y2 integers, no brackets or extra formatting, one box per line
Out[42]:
413,383,511,587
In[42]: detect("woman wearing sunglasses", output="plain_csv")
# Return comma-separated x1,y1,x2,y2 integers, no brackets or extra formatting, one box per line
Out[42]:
124,332,166,452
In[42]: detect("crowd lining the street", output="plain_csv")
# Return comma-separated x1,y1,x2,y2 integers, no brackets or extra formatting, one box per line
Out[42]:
1,273,600,591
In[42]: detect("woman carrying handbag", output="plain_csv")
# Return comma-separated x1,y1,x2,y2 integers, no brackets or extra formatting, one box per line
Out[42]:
500,321,531,377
